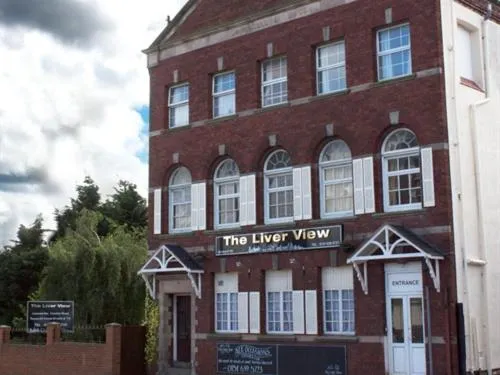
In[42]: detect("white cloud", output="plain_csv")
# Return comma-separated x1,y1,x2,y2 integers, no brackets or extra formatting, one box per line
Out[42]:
0,0,187,244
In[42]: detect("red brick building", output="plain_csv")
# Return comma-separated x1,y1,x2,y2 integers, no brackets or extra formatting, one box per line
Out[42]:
139,1,500,374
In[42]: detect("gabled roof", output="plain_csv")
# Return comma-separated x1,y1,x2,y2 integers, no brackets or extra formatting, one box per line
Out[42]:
347,224,444,295
347,224,444,264
145,0,316,54
138,244,203,299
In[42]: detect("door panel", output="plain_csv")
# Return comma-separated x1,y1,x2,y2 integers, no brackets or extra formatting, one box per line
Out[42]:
388,295,426,375
176,295,191,363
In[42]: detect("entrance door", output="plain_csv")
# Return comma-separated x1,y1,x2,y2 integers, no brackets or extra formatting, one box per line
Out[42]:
389,295,426,375
175,295,191,363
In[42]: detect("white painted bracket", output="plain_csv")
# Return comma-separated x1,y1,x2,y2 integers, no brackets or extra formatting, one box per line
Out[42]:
353,262,368,295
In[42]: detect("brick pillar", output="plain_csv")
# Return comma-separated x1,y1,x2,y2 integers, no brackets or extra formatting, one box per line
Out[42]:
0,325,11,346
106,323,122,375
46,322,61,345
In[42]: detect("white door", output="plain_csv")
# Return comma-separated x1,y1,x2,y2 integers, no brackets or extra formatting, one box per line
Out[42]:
388,295,426,375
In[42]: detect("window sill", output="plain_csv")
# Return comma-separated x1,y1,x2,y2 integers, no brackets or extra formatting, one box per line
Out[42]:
204,333,359,343
312,89,350,101
372,207,427,218
374,73,416,88
166,123,192,132
253,222,296,231
460,77,484,92
154,231,196,239
258,102,290,112
207,114,238,125
204,227,244,235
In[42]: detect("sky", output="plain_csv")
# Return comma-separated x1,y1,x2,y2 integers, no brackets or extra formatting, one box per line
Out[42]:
0,0,187,245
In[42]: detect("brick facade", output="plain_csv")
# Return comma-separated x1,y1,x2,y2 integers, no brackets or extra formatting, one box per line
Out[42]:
147,0,461,374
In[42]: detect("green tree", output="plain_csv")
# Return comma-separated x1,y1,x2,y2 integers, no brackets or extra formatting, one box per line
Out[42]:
54,176,101,239
0,216,48,325
38,209,147,325
101,180,147,232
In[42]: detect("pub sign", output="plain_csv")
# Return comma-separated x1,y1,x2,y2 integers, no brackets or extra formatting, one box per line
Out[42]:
215,225,342,256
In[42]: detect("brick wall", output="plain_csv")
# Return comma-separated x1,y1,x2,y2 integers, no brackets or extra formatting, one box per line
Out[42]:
0,323,142,375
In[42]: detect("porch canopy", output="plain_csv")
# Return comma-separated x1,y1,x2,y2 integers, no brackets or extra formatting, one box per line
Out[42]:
347,224,444,295
138,244,204,299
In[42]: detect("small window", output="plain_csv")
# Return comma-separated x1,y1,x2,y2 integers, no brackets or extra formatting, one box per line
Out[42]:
266,270,293,333
319,140,353,218
382,129,422,212
168,84,189,128
214,159,240,228
213,72,236,118
169,167,191,232
322,267,355,335
264,150,293,224
377,24,412,80
456,23,482,88
261,57,288,107
317,41,346,94
215,273,239,332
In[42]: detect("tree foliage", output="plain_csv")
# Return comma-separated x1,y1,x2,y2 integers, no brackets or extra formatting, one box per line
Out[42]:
0,216,48,325
38,209,147,325
54,177,147,240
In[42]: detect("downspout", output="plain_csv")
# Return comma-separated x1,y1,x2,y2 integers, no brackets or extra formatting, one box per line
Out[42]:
468,5,492,374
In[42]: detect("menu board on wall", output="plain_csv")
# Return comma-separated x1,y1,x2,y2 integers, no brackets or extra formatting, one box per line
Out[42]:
216,343,346,375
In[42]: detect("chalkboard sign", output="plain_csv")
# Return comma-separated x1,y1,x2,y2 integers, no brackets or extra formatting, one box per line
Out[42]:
27,301,74,333
278,345,346,375
217,343,346,375
217,343,277,375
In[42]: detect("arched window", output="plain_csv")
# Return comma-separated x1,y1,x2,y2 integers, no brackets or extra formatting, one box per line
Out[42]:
319,140,353,217
214,159,240,228
382,129,421,211
169,167,192,232
264,150,293,223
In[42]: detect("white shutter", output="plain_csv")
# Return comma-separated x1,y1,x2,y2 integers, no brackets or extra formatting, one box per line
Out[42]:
246,174,256,225
191,183,199,231
353,159,365,215
292,290,305,334
238,292,249,333
301,166,312,220
249,292,260,334
239,176,248,226
293,168,303,220
363,157,375,213
421,147,435,207
305,290,318,335
198,183,206,230
153,188,162,234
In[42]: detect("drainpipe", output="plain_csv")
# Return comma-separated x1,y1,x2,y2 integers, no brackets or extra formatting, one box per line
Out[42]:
468,5,492,374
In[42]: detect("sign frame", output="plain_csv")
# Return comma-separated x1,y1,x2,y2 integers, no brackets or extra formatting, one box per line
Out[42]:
26,300,75,333
215,225,343,257
216,342,347,375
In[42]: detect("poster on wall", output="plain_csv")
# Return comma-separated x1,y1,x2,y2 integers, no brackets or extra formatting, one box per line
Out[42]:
215,225,343,256
216,343,346,375
27,301,74,333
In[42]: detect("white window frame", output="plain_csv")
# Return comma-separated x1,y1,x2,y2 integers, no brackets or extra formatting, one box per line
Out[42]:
168,83,189,128
322,267,355,335
213,71,236,118
264,150,294,224
266,270,293,334
382,129,422,212
376,23,412,81
168,167,192,233
319,140,353,218
215,273,239,333
316,41,346,95
261,56,288,107
214,159,240,229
